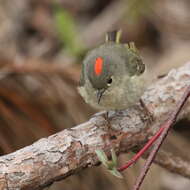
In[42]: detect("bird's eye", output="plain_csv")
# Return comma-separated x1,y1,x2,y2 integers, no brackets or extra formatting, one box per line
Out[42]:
107,77,112,86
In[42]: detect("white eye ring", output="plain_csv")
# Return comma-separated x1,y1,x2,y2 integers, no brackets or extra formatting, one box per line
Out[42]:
107,77,113,86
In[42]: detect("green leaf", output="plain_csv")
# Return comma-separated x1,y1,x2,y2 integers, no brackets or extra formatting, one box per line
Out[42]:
109,168,123,179
95,149,108,167
111,148,117,166
95,149,123,179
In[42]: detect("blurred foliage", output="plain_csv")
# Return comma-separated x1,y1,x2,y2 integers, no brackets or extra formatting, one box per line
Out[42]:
53,2,85,56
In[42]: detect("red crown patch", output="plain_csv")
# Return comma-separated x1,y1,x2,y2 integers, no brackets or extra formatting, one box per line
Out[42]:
94,57,103,76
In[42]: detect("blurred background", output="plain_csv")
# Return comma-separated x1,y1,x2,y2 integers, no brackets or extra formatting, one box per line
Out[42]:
0,0,190,189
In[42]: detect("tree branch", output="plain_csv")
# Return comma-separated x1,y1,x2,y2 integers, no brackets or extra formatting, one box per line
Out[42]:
0,62,190,190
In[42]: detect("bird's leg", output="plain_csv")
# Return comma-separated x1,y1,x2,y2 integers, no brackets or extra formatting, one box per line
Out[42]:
139,98,154,122
104,111,109,121
102,110,117,129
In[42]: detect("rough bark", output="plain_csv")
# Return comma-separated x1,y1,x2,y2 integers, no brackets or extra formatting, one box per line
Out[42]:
1,62,190,190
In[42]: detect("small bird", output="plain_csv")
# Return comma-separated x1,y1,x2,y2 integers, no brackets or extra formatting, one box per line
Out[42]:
78,30,146,110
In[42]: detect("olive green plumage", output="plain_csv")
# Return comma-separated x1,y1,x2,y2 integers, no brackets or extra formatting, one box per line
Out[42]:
78,31,146,110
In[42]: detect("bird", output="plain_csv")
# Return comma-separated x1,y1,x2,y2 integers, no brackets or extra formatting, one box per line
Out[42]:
78,30,147,111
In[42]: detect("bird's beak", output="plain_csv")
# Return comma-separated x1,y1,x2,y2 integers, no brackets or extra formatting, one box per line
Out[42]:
97,89,105,104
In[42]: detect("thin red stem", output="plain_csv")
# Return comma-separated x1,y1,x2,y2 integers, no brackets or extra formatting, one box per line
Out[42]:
132,86,190,190
118,127,164,171
118,86,190,173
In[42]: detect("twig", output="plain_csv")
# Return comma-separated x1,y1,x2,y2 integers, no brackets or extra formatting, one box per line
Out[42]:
132,85,190,190
118,127,164,171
